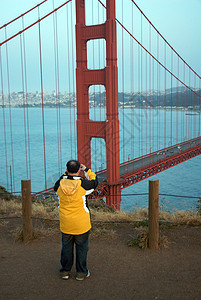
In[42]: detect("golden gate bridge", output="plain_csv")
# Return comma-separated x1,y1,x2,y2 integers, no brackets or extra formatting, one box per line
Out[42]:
0,0,201,209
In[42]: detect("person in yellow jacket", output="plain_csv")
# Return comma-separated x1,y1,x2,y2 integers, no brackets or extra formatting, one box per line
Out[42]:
54,160,98,281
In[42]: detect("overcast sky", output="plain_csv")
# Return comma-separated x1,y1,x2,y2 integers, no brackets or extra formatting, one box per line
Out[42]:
0,0,200,92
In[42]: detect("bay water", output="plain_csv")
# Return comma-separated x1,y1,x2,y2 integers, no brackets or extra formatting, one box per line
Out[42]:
0,107,200,212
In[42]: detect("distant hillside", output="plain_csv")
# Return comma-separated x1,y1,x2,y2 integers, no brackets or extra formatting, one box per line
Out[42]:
90,88,201,108
1,87,200,108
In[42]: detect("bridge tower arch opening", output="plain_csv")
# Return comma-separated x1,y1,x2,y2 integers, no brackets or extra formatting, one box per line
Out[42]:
75,0,121,209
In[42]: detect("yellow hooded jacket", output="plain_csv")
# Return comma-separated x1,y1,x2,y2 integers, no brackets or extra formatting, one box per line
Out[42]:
54,168,98,235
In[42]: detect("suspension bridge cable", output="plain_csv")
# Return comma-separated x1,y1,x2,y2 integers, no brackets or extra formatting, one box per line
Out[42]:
129,0,201,80
22,18,31,182
199,78,201,136
97,0,201,93
153,52,155,152
149,24,152,156
138,42,141,157
65,1,73,159
121,0,125,163
38,7,47,190
0,0,48,30
0,48,9,190
157,34,159,152
164,42,167,148
4,27,15,192
70,1,76,158
114,18,201,99
171,51,173,146
130,2,134,164
140,14,143,157
145,36,148,156
53,0,62,174
20,33,29,179
0,0,72,47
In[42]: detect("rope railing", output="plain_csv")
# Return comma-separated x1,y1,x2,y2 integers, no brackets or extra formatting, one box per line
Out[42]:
0,191,200,200
0,216,200,227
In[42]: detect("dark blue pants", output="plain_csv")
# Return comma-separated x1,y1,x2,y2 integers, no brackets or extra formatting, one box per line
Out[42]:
60,230,90,274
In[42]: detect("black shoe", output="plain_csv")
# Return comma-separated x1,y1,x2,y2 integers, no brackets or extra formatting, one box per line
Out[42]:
60,271,71,280
76,270,90,281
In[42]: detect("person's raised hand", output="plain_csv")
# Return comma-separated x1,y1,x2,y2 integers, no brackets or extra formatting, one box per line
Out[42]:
80,164,86,171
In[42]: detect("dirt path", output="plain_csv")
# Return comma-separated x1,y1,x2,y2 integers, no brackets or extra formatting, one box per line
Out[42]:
0,219,201,300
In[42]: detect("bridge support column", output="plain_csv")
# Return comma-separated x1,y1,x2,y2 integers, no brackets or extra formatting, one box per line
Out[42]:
107,184,121,210
75,0,121,210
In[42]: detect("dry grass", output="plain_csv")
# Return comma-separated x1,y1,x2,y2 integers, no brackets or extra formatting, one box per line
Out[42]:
0,198,22,217
159,209,201,226
1,197,201,225
0,198,59,220
90,226,117,239
1,197,201,243
127,228,170,249
13,225,60,242
90,204,201,226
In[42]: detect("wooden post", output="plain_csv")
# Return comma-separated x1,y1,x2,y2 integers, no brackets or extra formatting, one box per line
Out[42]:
21,180,32,242
148,180,159,249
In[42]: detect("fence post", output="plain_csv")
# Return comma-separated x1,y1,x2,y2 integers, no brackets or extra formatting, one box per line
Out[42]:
148,180,159,249
21,180,32,242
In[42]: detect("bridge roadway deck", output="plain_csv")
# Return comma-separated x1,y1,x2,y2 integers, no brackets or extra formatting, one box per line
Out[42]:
96,136,201,190
35,137,201,198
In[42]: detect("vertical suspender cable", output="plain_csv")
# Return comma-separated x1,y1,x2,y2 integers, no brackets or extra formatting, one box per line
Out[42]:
170,51,173,146
20,34,29,179
5,27,15,192
194,74,196,137
131,2,134,162
164,42,166,148
152,48,154,151
53,0,62,174
184,64,187,140
138,44,140,157
140,14,143,157
65,0,73,159
158,37,160,149
0,0,48,30
182,62,185,140
176,56,179,144
0,48,9,190
149,24,151,155
70,1,76,158
145,46,148,155
38,7,47,190
157,34,159,151
188,69,191,139
199,77,201,136
122,0,125,162
22,18,31,182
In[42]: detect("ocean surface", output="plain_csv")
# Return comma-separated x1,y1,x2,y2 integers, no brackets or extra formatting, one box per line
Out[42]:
0,107,200,212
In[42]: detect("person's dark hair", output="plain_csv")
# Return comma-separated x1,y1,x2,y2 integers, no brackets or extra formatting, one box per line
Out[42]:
66,160,80,173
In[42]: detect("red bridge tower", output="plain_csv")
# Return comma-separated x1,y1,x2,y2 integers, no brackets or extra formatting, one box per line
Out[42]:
75,0,121,209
